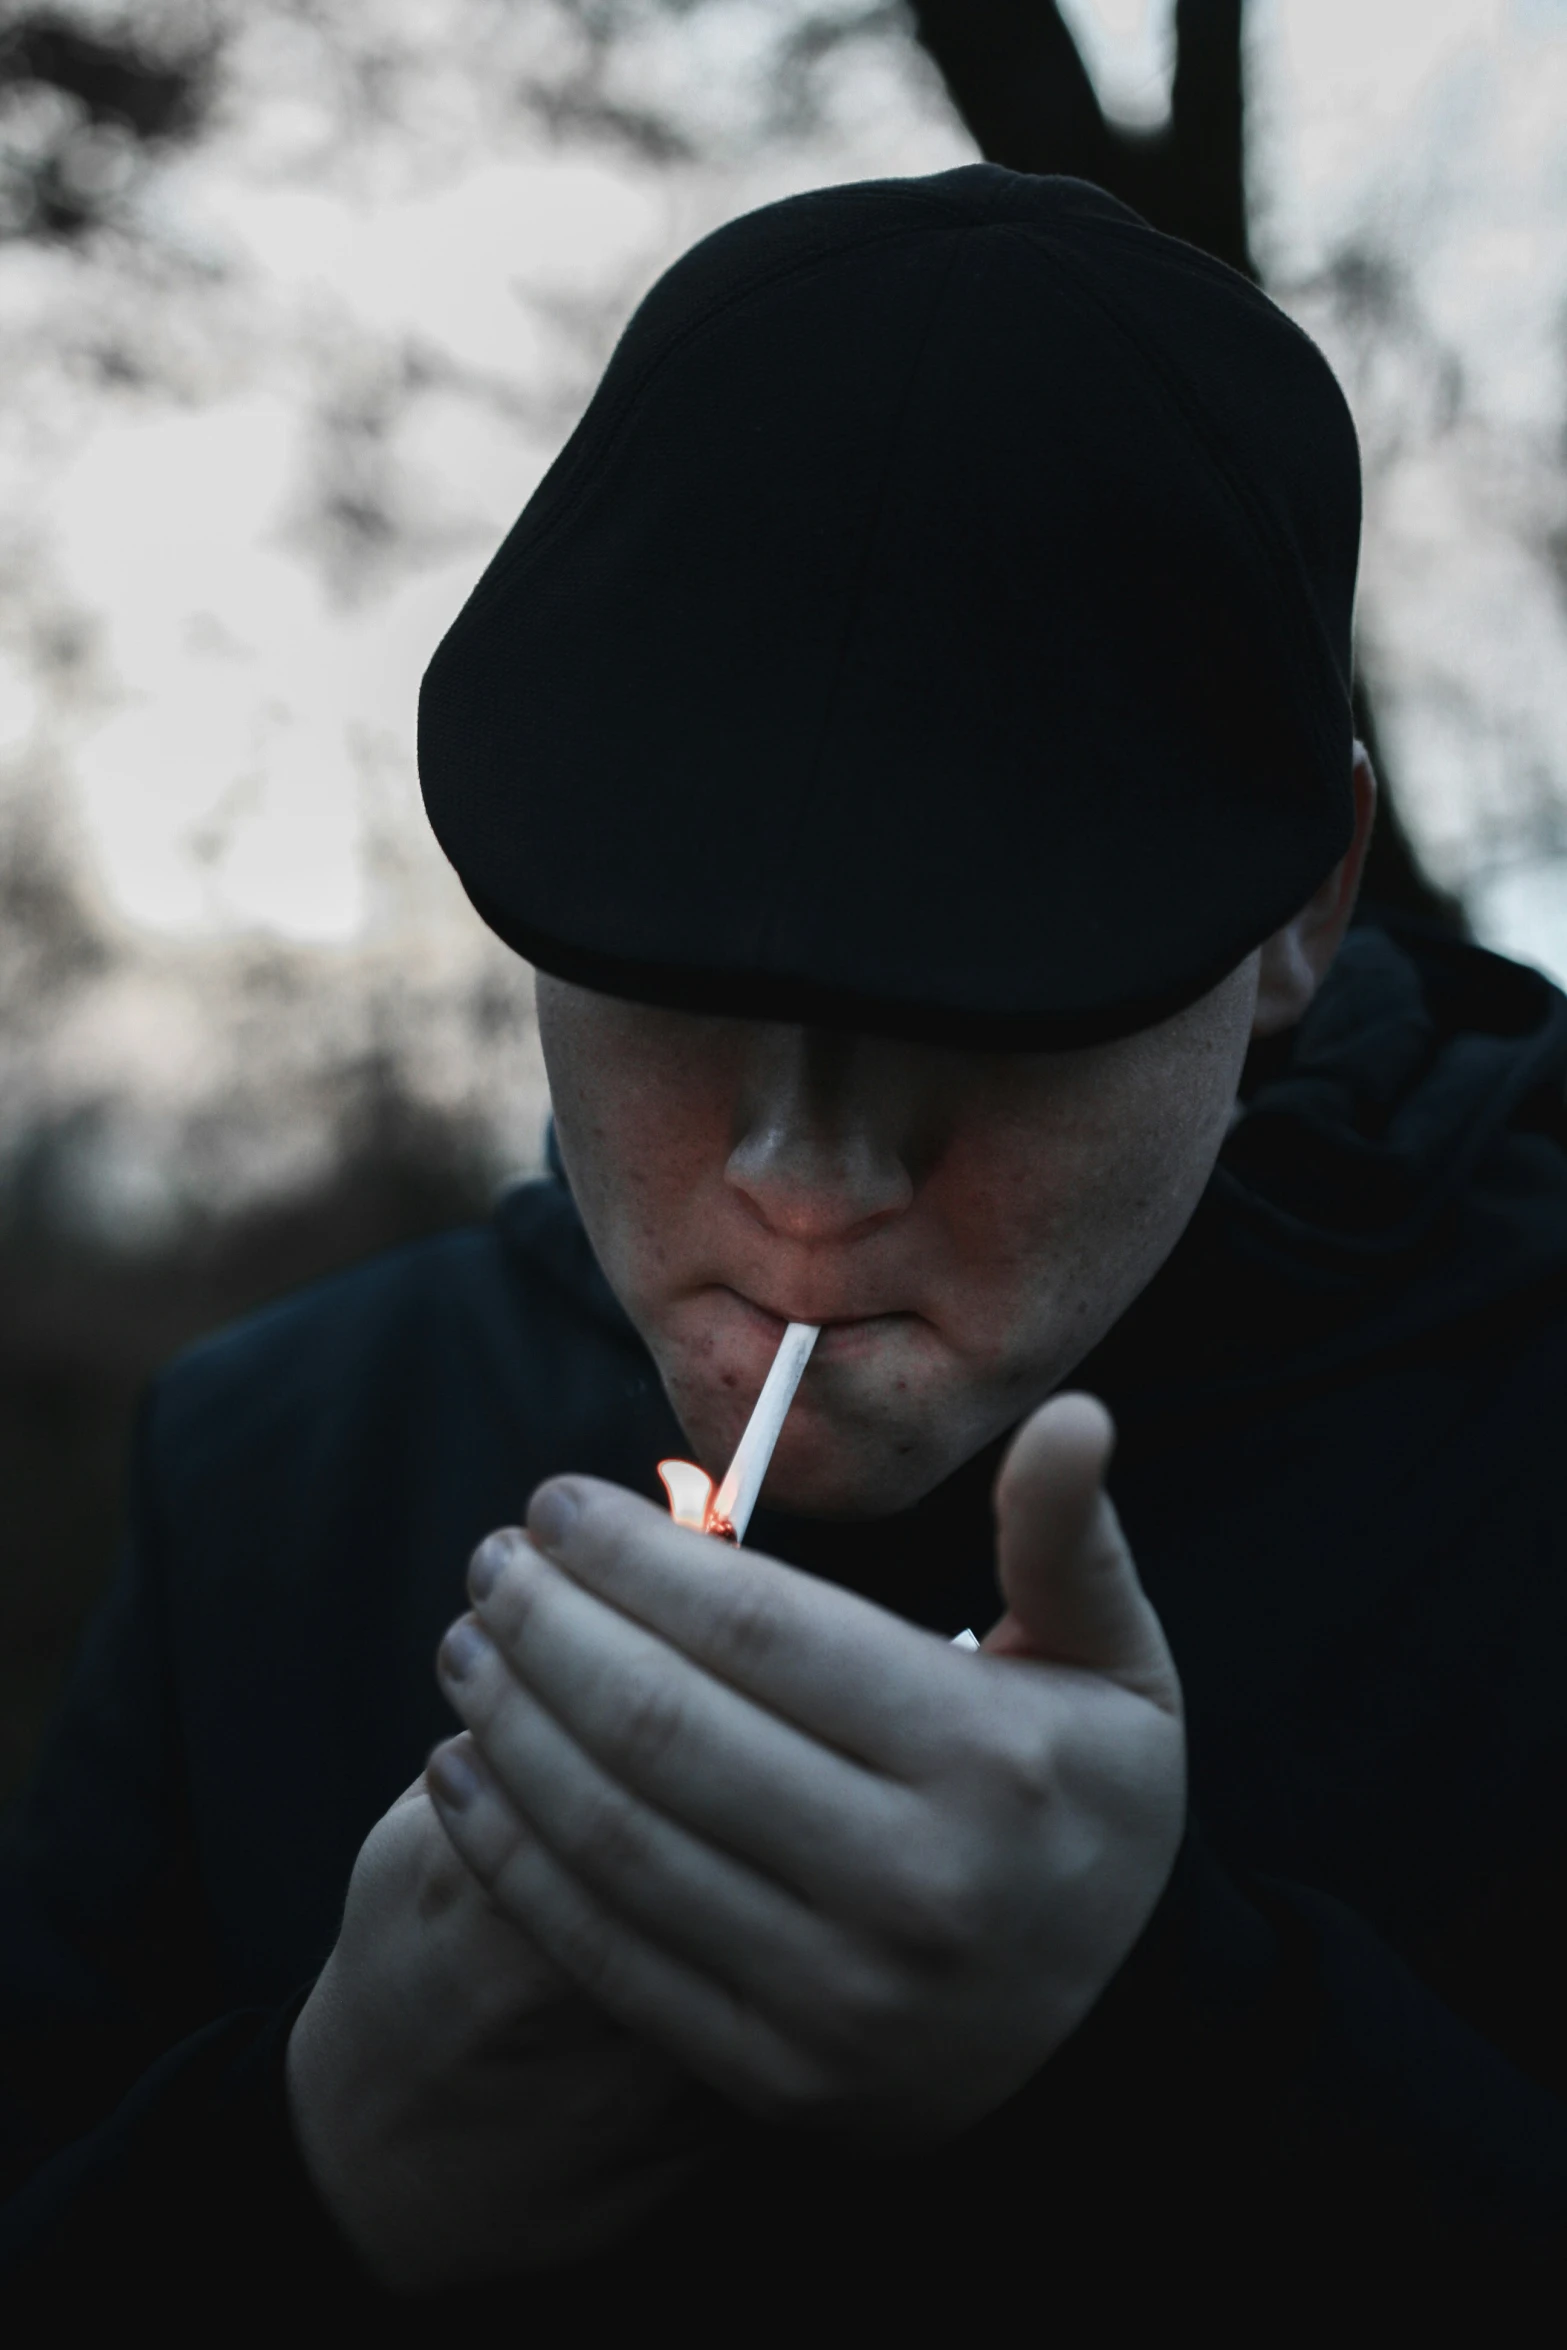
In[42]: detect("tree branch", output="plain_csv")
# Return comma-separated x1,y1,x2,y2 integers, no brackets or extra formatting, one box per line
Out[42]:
905,0,1110,183
1166,0,1251,273
910,0,1251,275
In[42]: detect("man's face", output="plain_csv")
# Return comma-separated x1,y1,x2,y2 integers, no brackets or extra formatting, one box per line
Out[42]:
536,963,1260,1518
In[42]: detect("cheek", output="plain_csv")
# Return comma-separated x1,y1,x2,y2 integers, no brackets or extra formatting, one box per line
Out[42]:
542,1028,731,1305
926,1145,1113,1360
558,1088,709,1288
931,1072,1234,1368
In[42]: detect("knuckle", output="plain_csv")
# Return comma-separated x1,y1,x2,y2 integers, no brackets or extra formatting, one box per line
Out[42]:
485,1837,543,1931
988,1721,1061,1814
548,1898,621,2000
874,1848,989,1963
565,1781,650,1885
710,1576,784,1672
611,1674,687,1775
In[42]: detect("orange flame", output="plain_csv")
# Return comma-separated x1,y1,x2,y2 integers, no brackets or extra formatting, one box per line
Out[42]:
657,1459,715,1530
656,1460,738,1544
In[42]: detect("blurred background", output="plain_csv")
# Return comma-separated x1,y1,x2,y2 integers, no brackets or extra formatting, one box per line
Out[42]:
5,0,1567,1795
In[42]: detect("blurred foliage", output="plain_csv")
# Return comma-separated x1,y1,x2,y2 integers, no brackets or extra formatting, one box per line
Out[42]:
0,1066,494,1798
0,774,531,1796
0,3,216,239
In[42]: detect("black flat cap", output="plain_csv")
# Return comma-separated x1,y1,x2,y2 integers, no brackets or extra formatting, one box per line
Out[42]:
420,165,1361,1046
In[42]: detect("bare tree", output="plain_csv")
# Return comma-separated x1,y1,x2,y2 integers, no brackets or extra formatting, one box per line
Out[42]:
908,0,1459,930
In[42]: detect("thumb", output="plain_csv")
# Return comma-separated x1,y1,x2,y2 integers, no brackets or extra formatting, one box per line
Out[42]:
982,1392,1181,1715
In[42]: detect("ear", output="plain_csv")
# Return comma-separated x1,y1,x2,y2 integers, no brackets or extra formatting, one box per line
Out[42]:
1251,746,1378,1040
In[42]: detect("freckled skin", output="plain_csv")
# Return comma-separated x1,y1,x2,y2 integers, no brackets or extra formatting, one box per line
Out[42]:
536,962,1261,1519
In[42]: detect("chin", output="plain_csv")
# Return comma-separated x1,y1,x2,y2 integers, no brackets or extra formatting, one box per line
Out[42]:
735,1412,977,1523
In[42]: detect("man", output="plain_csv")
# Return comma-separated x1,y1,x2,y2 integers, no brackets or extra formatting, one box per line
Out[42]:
4,166,1567,2315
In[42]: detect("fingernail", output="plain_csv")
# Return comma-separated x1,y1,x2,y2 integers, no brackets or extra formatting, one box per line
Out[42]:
438,1617,491,1682
427,1741,481,1810
529,1482,578,1554
468,1532,513,1603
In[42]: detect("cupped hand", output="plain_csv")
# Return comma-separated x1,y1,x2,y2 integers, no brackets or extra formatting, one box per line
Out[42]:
428,1392,1185,2143
286,1771,706,2290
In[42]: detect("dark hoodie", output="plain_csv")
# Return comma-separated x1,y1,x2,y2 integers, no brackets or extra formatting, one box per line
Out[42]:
3,918,1567,2318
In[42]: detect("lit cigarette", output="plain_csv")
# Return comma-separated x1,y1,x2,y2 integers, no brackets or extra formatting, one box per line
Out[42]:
659,1320,819,1544
709,1319,820,1541
655,1322,979,1650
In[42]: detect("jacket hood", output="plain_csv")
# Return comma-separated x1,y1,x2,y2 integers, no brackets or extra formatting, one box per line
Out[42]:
1091,918,1567,1415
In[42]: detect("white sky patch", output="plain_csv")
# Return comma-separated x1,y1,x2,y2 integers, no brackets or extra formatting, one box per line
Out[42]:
1058,1,1175,128
0,653,38,754
21,139,679,943
1238,0,1567,982
56,396,362,939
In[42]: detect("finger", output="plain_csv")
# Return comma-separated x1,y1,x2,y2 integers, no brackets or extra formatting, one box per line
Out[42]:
438,1597,916,1937
428,1731,836,2120
435,1624,841,1987
511,1480,979,1775
987,1393,1180,1710
422,1735,575,1991
426,1732,536,1889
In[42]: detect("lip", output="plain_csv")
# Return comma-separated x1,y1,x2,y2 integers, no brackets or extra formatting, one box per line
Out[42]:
723,1287,917,1358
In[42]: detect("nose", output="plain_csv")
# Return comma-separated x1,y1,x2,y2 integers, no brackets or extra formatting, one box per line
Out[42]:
724,1027,916,1242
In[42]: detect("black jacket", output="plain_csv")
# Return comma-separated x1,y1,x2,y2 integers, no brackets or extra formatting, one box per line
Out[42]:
5,920,1567,2318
